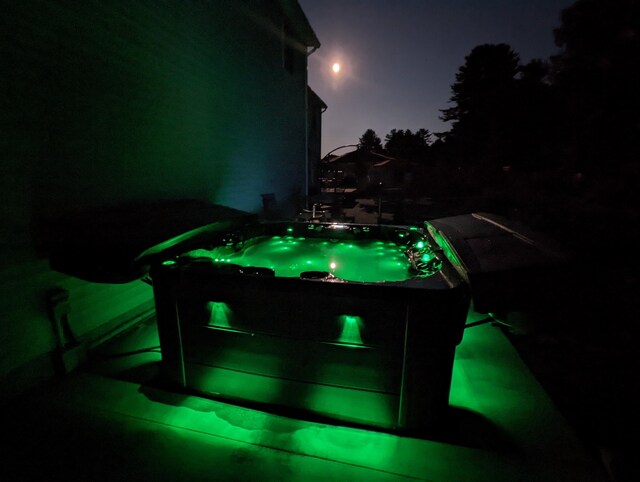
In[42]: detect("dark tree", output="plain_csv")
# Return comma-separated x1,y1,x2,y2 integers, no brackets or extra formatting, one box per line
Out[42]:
440,43,520,170
384,128,431,161
509,58,560,170
552,0,640,172
416,128,433,146
358,129,383,152
441,43,520,126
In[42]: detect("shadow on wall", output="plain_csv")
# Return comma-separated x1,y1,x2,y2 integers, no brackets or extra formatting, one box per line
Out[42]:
46,199,257,283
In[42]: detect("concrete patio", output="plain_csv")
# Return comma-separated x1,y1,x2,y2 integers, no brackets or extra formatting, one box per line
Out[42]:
1,308,608,481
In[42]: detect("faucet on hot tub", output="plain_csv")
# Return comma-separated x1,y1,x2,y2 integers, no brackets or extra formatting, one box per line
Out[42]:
299,202,329,222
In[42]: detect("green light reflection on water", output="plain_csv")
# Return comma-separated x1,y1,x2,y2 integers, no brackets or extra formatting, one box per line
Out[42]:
202,236,420,282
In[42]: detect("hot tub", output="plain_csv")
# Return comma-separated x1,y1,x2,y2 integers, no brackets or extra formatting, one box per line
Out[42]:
151,222,470,433
48,203,567,434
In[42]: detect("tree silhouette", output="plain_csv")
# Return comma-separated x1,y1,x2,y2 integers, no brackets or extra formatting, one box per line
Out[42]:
552,0,640,172
441,44,520,125
440,43,520,171
358,129,383,152
384,128,431,161
509,58,560,171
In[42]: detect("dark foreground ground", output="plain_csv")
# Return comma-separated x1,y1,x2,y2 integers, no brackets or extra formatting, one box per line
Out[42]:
392,193,640,482
502,283,639,482
316,189,638,481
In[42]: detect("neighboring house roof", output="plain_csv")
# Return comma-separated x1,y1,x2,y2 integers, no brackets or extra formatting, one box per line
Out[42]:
308,86,327,111
326,149,399,165
372,159,392,167
372,157,418,167
279,0,321,49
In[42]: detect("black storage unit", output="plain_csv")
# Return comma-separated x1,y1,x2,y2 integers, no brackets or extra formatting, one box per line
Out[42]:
426,212,571,314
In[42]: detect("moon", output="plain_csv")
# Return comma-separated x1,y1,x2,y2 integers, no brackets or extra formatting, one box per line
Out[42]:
332,62,341,73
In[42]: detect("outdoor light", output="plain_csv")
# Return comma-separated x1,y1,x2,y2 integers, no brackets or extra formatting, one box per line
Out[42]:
337,314,364,346
208,302,233,328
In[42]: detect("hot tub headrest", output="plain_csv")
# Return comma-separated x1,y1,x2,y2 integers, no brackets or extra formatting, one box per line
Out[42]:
300,271,336,281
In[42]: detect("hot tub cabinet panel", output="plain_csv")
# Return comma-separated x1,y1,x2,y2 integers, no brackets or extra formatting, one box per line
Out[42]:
151,222,470,433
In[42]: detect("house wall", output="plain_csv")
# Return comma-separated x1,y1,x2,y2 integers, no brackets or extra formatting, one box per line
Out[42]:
0,0,312,394
307,89,325,192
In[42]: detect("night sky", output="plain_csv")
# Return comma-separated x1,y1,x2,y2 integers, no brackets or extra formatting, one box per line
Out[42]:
299,0,574,156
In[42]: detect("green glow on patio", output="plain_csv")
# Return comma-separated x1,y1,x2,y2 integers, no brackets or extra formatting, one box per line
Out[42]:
290,425,400,466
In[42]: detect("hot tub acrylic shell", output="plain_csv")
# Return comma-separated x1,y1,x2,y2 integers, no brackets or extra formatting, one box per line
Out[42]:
151,222,470,433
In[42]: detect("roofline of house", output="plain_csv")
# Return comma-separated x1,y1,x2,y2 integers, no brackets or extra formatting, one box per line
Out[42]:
278,0,321,49
326,150,400,164
307,86,328,111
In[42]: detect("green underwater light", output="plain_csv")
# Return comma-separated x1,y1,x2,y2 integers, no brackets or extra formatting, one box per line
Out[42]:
421,252,433,263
